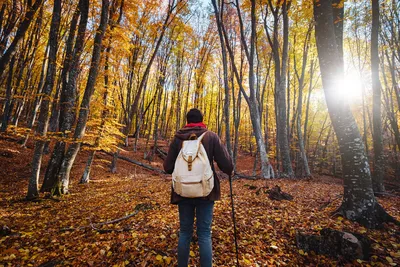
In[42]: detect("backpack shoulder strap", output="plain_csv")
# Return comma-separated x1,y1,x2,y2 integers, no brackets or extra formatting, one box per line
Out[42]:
197,131,208,142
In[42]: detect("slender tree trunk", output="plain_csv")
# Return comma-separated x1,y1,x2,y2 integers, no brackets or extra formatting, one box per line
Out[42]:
296,67,311,176
371,0,385,193
0,0,43,78
153,55,169,153
303,60,315,151
0,56,14,132
293,27,312,177
27,0,61,200
212,0,232,157
265,0,293,177
220,0,273,178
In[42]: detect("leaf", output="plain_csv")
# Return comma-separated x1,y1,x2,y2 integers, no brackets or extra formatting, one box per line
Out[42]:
164,256,172,264
156,254,163,262
243,258,252,265
359,228,367,234
386,257,394,263
190,251,195,257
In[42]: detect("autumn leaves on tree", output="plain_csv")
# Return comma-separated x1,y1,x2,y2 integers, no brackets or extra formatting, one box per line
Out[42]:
0,0,399,229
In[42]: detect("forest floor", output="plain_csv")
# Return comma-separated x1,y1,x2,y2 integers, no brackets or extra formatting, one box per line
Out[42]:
0,137,399,267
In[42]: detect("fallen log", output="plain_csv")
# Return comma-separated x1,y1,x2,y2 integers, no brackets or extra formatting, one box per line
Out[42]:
296,228,371,261
233,172,259,180
104,151,166,174
151,145,167,160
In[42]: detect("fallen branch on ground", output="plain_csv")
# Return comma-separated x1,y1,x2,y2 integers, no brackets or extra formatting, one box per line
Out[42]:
60,203,155,232
104,152,166,174
233,172,259,180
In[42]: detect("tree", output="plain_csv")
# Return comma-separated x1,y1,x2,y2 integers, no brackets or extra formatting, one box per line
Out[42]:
313,0,396,228
0,0,44,79
211,0,232,158
217,0,274,178
56,0,110,194
27,0,62,199
264,0,294,177
40,0,90,193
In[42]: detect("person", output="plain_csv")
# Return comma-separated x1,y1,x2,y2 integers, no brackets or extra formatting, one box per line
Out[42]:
163,108,233,267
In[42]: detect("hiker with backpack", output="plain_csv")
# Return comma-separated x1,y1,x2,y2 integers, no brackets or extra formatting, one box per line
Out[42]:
163,108,233,267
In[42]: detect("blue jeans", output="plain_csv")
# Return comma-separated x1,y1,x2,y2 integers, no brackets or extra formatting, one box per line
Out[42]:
178,199,214,267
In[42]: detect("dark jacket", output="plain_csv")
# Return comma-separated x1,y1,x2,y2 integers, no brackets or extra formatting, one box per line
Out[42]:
163,126,233,204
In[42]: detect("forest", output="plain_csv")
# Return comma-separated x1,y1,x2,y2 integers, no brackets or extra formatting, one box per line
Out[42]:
0,0,399,266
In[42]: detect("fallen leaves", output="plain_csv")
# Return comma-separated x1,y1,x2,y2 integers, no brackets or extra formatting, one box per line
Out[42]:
0,139,399,266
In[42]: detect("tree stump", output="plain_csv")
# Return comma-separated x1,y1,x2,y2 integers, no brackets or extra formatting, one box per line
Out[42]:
266,185,293,201
296,228,371,260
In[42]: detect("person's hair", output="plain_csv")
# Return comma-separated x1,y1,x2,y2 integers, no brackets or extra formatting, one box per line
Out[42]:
186,108,203,123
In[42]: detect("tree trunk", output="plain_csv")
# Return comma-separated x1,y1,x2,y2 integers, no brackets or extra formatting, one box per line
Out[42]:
55,0,109,195
265,0,294,177
371,0,385,194
294,28,312,178
220,0,273,178
0,0,43,78
0,56,14,132
22,44,49,147
313,0,396,228
212,0,232,158
27,0,61,200
41,0,89,193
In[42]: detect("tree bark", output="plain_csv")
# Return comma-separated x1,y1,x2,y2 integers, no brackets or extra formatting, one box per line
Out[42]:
371,0,385,194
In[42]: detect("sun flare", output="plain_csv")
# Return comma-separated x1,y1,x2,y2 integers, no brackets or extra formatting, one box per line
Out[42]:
335,71,364,102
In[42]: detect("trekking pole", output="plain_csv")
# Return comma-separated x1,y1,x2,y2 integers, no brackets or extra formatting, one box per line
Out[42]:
229,174,240,267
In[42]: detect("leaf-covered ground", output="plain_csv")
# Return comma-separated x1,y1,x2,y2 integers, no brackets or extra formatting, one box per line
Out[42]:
0,138,399,266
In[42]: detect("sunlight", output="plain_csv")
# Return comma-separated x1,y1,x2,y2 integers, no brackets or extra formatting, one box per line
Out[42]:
335,71,364,103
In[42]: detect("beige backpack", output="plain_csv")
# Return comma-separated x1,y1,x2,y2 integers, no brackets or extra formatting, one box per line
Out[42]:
172,131,214,198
